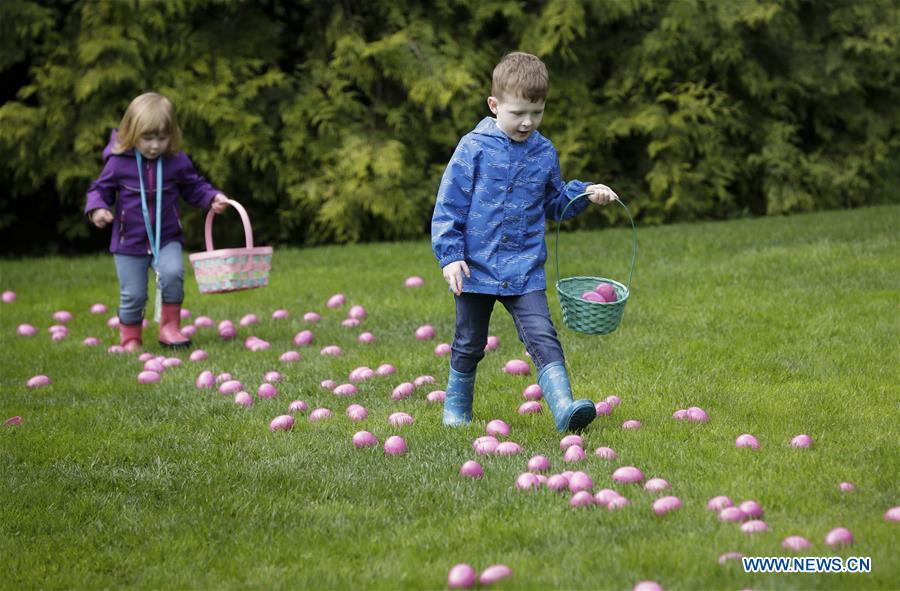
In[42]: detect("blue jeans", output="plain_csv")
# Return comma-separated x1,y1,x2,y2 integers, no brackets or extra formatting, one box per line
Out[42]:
451,290,565,374
113,241,184,325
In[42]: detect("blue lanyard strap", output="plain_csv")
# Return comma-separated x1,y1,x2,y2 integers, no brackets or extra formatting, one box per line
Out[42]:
135,152,163,265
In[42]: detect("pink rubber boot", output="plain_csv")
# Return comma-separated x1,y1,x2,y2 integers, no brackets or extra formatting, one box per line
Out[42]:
158,303,191,348
119,323,143,353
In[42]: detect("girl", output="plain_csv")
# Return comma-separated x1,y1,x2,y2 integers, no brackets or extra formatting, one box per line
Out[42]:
85,92,229,351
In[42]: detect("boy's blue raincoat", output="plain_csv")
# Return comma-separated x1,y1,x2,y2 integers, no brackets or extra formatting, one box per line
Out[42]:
432,117,590,295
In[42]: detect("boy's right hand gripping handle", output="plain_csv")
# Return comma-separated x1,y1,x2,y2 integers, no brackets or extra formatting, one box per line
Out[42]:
203,199,254,252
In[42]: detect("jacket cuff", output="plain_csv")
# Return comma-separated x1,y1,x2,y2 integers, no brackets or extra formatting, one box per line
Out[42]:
84,191,108,216
437,253,465,268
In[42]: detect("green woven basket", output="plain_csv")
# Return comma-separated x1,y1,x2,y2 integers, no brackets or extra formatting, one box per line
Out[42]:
554,194,637,335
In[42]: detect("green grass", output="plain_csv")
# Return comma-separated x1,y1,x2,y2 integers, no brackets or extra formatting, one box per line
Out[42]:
1,205,898,590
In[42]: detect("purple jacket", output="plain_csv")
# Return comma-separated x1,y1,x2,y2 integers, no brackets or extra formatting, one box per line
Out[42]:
84,130,221,255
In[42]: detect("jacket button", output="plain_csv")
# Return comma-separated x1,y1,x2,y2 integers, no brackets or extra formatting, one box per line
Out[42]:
501,281,509,289
507,185,513,192
501,235,508,243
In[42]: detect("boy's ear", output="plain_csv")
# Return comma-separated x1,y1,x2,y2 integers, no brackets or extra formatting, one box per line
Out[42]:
486,96,499,115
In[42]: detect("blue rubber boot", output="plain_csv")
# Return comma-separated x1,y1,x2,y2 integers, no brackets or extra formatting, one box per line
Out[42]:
442,366,476,426
538,361,596,432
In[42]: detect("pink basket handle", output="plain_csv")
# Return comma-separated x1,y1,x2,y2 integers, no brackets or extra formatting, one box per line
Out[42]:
204,199,254,251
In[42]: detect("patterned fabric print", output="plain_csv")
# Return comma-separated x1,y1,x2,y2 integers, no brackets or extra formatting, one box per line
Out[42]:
432,117,590,296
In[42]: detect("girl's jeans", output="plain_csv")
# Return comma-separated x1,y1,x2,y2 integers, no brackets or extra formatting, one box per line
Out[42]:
451,290,565,374
113,241,184,325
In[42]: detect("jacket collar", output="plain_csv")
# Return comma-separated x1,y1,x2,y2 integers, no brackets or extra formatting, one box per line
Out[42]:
471,117,541,147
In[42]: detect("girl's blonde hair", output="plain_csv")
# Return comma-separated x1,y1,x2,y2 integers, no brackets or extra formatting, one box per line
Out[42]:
112,92,182,155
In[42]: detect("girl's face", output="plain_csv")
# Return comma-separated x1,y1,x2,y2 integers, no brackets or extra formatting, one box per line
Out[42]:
135,131,170,160
487,95,545,142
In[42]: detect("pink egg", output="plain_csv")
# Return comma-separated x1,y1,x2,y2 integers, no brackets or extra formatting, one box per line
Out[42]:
4,416,22,426
426,390,445,403
568,471,593,493
522,384,542,400
486,419,510,437
348,305,367,320
219,380,243,395
415,324,436,340
612,466,644,484
570,491,595,507
632,582,663,591
383,435,407,455
358,332,376,344
53,310,73,323
195,371,215,388
605,395,621,407
51,331,67,342
652,496,682,515
824,527,853,547
479,564,512,586
594,446,618,460
719,507,747,522
309,408,333,422
518,401,542,414
781,536,812,552
707,496,733,511
594,401,612,416
303,311,321,323
269,415,294,432
735,434,760,449
607,496,630,510
376,364,397,376
279,351,301,363
391,382,415,401
16,324,37,337
352,431,378,448
144,359,165,373
595,283,617,302
239,314,259,327
527,455,551,472
718,552,744,564
389,412,415,426
404,276,424,288
194,316,214,328
495,441,522,456
162,357,181,368
739,500,763,518
180,308,191,319
107,345,125,354
503,359,531,375
293,330,314,346
644,478,670,492
741,520,770,534
564,445,586,463
264,371,283,383
790,434,813,448
2,290,16,303
516,472,541,491
581,290,606,303
622,419,641,429
546,474,569,491
326,294,346,308
414,375,436,388
272,309,289,320
594,489,621,506
484,335,499,351
26,375,51,389
288,400,308,413
320,345,342,356
349,367,375,382
448,564,476,589
346,404,369,421
883,507,900,522
89,303,107,314
473,437,499,455
341,318,360,328
137,371,160,384
234,392,253,407
189,350,208,362
672,409,688,420
320,380,337,391
138,352,154,362
560,434,583,450
434,343,452,356
181,325,196,337
107,316,120,329
258,383,278,399
686,407,709,422
82,337,100,346
49,325,67,335
460,460,483,478
838,482,855,492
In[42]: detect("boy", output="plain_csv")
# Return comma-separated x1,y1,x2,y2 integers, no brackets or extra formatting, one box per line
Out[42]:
431,52,618,432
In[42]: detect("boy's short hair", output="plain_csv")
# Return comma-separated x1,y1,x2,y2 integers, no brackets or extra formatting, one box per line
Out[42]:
491,52,549,102
113,92,182,155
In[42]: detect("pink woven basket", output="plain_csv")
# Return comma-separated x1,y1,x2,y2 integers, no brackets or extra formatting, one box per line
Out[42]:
189,199,272,294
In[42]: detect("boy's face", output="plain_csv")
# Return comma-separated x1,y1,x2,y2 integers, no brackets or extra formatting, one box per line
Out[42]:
487,94,545,143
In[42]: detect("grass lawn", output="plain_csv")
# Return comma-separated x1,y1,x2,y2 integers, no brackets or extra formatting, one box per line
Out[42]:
1,204,898,590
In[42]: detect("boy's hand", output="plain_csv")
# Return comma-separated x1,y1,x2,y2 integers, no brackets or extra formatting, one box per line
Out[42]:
89,208,114,228
442,260,471,296
586,184,618,205
211,194,230,214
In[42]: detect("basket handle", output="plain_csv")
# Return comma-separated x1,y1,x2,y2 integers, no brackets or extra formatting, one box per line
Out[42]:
554,192,637,290
203,198,254,252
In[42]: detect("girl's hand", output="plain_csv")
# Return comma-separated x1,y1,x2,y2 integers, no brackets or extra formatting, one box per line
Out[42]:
90,208,114,228
442,260,471,296
211,194,230,214
586,184,618,205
